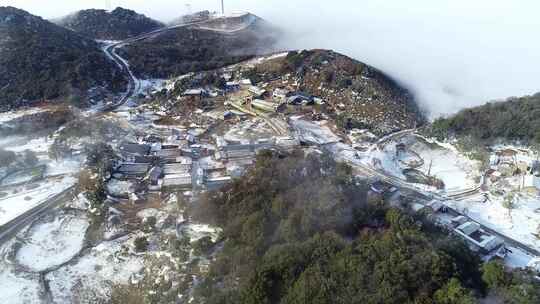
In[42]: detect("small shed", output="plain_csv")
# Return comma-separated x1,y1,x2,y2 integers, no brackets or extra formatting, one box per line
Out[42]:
117,163,150,177
240,79,252,86
163,174,192,188
287,95,313,105
251,99,285,112
225,81,240,92
183,89,208,98
273,88,289,100
163,162,192,175
248,86,267,98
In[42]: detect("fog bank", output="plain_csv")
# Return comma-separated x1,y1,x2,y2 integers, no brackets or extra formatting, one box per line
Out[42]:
5,0,540,117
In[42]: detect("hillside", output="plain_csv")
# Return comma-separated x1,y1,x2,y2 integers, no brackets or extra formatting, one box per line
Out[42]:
244,49,425,135
56,7,164,40
0,6,126,111
117,13,278,79
426,92,540,144
187,150,540,304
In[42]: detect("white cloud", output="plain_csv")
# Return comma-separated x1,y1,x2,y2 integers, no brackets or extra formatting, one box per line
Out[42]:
4,0,540,117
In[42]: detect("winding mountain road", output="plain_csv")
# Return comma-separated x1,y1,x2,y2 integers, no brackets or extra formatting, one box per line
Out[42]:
101,14,257,111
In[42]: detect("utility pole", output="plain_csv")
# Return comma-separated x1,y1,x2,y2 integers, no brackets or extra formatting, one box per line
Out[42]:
105,0,112,10
221,0,225,15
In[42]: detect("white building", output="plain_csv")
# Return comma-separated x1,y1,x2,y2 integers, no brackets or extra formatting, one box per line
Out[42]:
273,88,288,100
163,174,192,188
248,86,267,98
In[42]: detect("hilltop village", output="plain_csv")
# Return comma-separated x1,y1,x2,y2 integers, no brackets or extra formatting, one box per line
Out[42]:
2,47,540,302
1,8,540,302
105,50,538,265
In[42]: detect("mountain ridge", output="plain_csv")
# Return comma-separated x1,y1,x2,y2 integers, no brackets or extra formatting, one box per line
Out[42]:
116,13,280,79
55,7,165,40
0,6,127,111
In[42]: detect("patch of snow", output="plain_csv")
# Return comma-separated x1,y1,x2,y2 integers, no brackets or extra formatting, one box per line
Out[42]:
0,108,48,124
505,247,535,269
46,236,144,304
180,224,222,243
0,268,42,304
106,179,135,197
16,212,89,272
46,156,84,176
418,149,478,190
1,136,52,154
66,193,90,211
137,79,167,96
290,119,341,145
449,193,540,252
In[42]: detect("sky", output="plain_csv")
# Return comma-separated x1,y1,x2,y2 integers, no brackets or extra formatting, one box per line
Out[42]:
3,0,540,117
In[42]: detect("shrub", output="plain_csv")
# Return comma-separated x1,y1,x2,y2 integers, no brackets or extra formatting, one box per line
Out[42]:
134,236,149,252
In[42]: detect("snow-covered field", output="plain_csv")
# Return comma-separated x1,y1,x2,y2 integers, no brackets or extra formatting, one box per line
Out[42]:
0,231,144,304
412,141,480,191
16,212,89,272
45,157,84,176
0,237,44,304
449,193,540,252
365,134,480,191
0,175,76,226
0,268,42,304
46,236,144,304
290,118,341,145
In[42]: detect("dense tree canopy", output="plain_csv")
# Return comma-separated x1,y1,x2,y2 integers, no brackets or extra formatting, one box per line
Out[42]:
191,150,488,304
0,7,126,111
426,93,540,144
118,18,276,79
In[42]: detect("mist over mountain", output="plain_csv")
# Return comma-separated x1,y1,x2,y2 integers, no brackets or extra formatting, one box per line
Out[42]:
0,6,126,111
8,1,540,117
56,7,164,40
